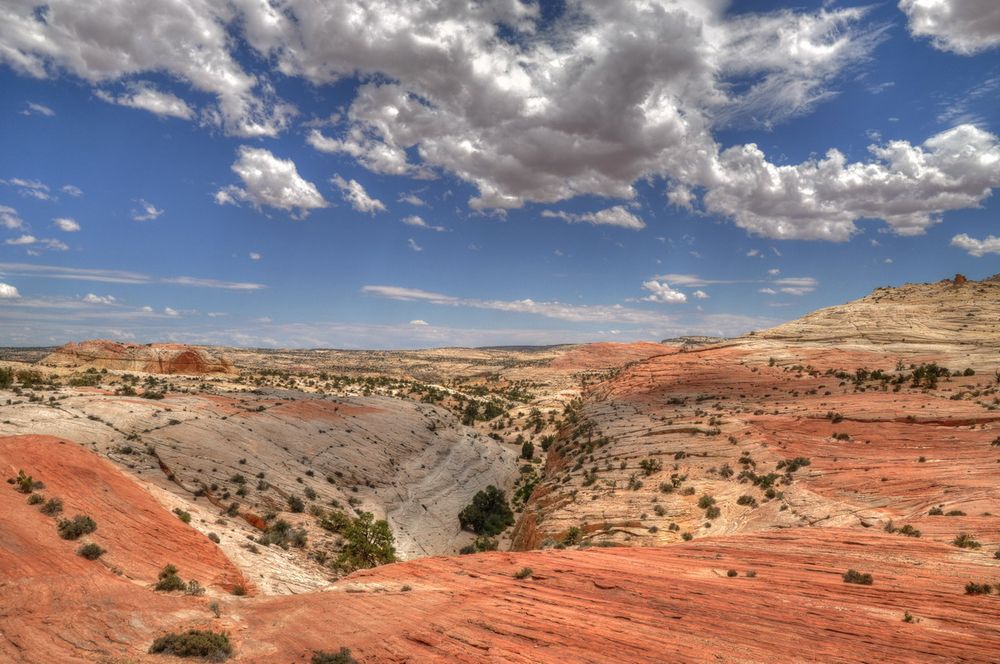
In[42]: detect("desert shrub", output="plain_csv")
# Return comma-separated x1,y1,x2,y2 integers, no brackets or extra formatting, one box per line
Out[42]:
945,510,966,517
311,648,357,664
287,495,305,513
258,519,307,549
953,533,981,549
521,440,534,460
965,582,993,595
718,463,734,479
514,567,533,579
726,569,738,577
148,630,232,660
736,494,758,508
0,366,12,388
335,512,396,572
639,458,663,476
173,508,192,524
928,506,943,515
154,564,186,592
57,515,97,540
208,532,220,544
842,569,873,585
697,494,716,509
14,469,41,494
705,506,721,519
459,486,514,536
319,510,352,534
563,526,583,545
231,585,246,596
77,543,105,560
40,497,63,516
777,457,810,473
26,493,44,505
186,580,205,596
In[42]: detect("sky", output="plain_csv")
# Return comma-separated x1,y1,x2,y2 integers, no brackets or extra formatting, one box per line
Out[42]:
0,0,998,349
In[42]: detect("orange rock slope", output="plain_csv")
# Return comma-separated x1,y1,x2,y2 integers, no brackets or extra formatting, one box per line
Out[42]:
41,339,235,374
2,434,1000,663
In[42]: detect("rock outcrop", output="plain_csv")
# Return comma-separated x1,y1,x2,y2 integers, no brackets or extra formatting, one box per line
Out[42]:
42,339,235,374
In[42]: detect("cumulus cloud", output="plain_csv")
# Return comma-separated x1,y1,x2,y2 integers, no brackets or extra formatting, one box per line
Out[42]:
131,199,164,221
96,82,194,120
951,233,1000,257
164,307,179,316
402,215,445,232
0,205,24,229
362,284,676,325
692,290,709,299
216,147,327,217
82,293,116,304
641,280,687,304
61,184,83,197
5,234,37,245
541,206,645,230
331,175,386,214
0,0,293,136
21,101,54,116
0,283,20,298
409,319,428,326
703,125,1000,240
900,0,1000,55
399,193,427,207
54,217,80,232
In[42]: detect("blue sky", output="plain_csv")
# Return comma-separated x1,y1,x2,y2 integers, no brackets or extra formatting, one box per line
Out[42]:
0,0,998,348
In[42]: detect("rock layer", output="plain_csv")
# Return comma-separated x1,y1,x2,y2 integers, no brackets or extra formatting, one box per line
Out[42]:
42,339,235,375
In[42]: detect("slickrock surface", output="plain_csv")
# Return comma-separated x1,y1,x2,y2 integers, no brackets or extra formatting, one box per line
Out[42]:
0,390,517,592
42,339,235,374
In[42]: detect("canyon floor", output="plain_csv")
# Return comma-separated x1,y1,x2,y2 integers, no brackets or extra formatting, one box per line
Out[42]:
2,275,1000,662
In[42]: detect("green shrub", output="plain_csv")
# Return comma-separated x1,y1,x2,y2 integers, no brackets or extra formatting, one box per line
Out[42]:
562,526,583,545
726,569,738,577
148,630,232,660
842,569,873,585
335,512,396,572
965,582,993,595
521,440,534,460
311,648,357,664
14,469,40,494
514,567,533,579
705,505,721,519
173,508,192,524
154,564,186,592
26,493,44,505
697,494,716,509
40,497,64,516
57,515,97,540
287,495,305,513
77,543,105,560
953,533,981,549
736,494,758,507
458,486,514,536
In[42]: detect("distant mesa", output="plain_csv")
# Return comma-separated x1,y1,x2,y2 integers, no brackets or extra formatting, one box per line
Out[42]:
42,339,235,375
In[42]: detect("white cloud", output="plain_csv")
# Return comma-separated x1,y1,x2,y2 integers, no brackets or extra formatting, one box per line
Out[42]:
164,307,179,316
407,238,423,252
216,146,327,217
899,0,1000,55
331,175,386,214
641,280,687,304
362,284,677,325
61,184,83,197
746,249,760,257
409,319,428,326
768,268,780,275
5,234,36,245
541,206,645,230
82,293,116,305
0,262,265,290
131,199,164,221
41,238,68,251
0,283,20,299
249,252,261,260
692,290,709,299
402,215,445,232
703,125,1000,240
0,205,23,229
21,101,54,116
759,287,778,295
399,193,427,207
951,233,1000,257
773,277,817,296
54,217,80,232
96,82,194,120
141,305,153,312
0,1,293,136
308,128,417,177
1,177,51,200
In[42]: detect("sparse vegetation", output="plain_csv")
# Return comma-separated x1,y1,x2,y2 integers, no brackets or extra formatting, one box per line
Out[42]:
953,533,981,549
148,630,232,660
57,515,97,540
311,648,358,664
842,569,873,585
459,485,514,536
77,543,105,559
514,567,533,579
154,564,187,592
335,511,396,572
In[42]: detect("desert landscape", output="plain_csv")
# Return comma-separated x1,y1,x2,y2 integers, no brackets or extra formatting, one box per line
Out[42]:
2,274,999,662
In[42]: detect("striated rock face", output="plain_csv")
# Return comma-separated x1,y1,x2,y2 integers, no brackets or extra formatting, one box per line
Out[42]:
755,273,1000,348
3,436,999,664
42,339,235,374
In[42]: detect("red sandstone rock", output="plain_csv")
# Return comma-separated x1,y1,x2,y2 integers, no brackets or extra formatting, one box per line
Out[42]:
42,339,235,375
